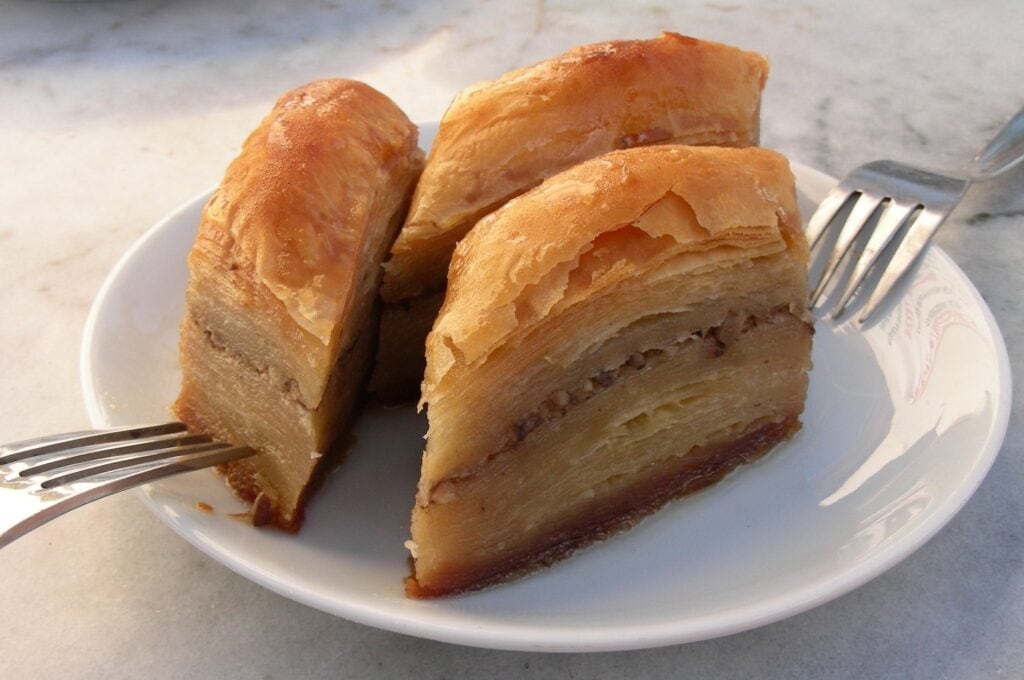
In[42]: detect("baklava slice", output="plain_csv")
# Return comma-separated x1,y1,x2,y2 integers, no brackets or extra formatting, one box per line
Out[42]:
174,79,423,530
406,145,812,596
372,32,770,402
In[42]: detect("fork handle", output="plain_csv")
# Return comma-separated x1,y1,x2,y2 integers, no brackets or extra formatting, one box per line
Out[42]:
967,106,1024,180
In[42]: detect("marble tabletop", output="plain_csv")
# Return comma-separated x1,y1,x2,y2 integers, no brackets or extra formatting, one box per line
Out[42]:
2,1,1022,677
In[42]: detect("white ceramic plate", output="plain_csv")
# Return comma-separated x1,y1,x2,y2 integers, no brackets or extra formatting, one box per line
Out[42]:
80,145,1010,652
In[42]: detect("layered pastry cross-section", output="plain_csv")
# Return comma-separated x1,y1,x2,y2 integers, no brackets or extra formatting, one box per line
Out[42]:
406,145,812,597
174,79,423,530
372,32,771,402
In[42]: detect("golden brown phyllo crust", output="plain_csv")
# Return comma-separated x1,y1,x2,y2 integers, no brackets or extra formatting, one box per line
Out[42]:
174,79,423,530
371,32,770,403
406,145,812,597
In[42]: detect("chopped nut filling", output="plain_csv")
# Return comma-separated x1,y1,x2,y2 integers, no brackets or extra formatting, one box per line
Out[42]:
502,307,795,450
425,306,803,505
197,318,315,410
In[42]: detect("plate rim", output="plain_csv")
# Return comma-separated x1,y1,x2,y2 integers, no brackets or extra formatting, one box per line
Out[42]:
79,161,1013,652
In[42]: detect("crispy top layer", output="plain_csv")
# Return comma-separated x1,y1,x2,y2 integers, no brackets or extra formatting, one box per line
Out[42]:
421,145,804,406
191,79,422,346
382,32,769,302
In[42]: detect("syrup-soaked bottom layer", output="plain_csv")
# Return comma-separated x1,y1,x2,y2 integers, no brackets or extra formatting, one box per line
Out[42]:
406,310,812,597
406,415,799,598
175,312,376,530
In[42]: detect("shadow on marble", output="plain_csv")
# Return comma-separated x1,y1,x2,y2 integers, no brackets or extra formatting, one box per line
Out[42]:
3,0,462,126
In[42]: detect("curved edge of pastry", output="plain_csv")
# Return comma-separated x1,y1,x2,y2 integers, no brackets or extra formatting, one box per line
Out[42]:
195,78,422,352
381,32,770,302
406,145,810,596
174,78,423,530
422,144,803,414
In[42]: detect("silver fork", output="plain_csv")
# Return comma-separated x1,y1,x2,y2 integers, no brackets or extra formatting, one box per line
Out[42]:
808,107,1024,323
0,423,253,548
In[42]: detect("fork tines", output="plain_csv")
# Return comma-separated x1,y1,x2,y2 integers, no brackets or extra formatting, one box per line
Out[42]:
1,423,254,548
807,160,967,323
0,422,189,465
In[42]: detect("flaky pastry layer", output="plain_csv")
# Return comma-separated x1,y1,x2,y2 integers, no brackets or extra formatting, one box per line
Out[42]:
371,33,769,403
174,79,423,528
408,145,811,595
